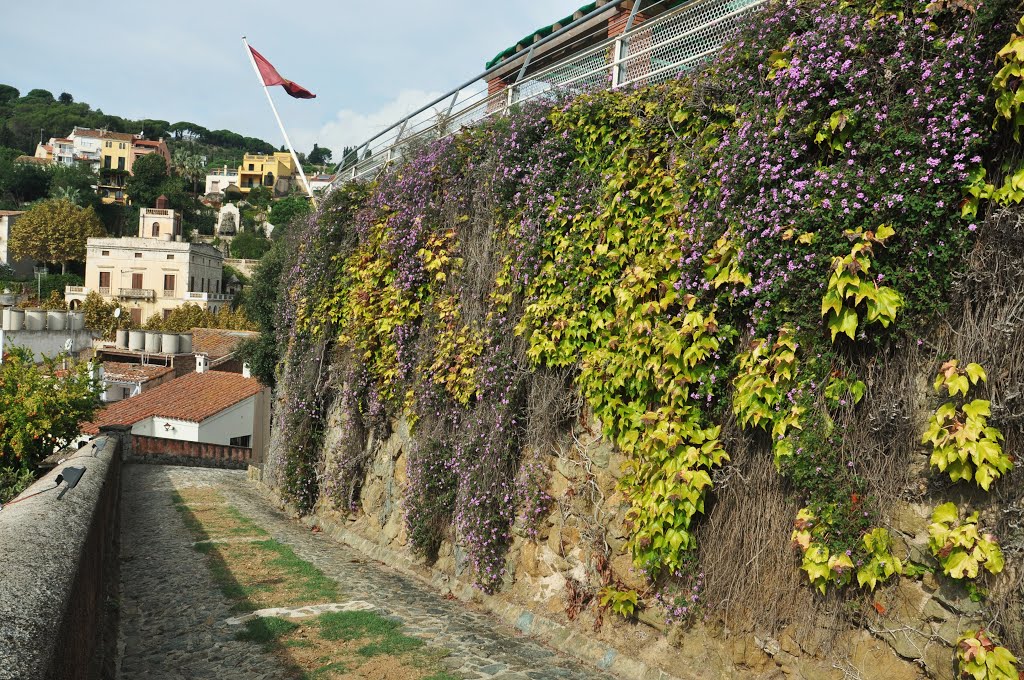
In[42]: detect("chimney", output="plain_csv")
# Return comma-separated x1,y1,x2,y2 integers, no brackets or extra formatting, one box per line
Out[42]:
242,362,252,379
155,194,169,209
195,354,208,374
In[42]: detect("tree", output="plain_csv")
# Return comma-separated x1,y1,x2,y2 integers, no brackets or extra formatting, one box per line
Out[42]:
58,92,74,104
0,157,49,205
307,143,332,166
172,146,206,194
0,84,19,105
125,152,168,207
245,185,272,209
269,195,312,236
9,199,106,273
82,291,131,339
0,346,100,502
48,163,100,208
235,239,285,387
229,231,271,259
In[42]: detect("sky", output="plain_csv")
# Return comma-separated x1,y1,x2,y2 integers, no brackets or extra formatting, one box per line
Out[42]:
0,1,588,160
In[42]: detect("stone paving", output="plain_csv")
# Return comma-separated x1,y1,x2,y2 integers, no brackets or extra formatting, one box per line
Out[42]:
118,464,612,680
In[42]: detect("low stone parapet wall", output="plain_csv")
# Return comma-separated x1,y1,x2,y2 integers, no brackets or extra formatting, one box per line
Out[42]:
131,434,252,469
0,435,121,680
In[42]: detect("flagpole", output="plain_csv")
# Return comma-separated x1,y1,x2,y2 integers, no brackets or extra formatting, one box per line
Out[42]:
242,36,317,210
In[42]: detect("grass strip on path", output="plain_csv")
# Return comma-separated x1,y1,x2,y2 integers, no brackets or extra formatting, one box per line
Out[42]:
172,486,457,679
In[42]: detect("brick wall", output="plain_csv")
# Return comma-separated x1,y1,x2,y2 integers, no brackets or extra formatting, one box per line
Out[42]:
129,434,252,469
607,4,648,38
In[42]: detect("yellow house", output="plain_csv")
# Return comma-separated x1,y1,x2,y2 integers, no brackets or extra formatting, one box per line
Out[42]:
237,152,296,196
98,131,137,205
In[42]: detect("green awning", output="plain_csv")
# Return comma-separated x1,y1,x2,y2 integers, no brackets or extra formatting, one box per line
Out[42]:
485,2,599,69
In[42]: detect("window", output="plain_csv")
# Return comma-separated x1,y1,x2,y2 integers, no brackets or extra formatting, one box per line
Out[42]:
163,274,175,293
105,141,112,148
162,309,172,320
103,156,111,169
229,435,251,448
190,276,194,291
101,250,110,256
99,271,110,288
132,273,143,289
122,387,131,400
134,252,142,258
248,163,254,171
117,157,125,171
166,254,174,260
151,222,160,237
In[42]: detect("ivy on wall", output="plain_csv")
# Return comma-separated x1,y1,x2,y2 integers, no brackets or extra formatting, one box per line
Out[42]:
263,0,1021,665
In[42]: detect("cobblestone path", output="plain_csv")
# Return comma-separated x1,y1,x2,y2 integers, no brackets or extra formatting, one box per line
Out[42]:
118,464,611,680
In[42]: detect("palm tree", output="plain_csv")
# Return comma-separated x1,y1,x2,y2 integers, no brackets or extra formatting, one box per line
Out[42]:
172,147,207,195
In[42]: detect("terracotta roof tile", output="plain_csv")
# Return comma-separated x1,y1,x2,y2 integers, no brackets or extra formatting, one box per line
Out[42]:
72,128,138,142
192,328,259,359
101,361,174,383
82,371,262,434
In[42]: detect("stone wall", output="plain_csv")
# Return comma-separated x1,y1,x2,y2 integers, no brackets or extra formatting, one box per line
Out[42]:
263,398,953,680
130,434,252,469
0,435,121,680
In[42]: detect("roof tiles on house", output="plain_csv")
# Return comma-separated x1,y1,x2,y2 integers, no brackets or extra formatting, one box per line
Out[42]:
82,370,262,434
192,328,259,359
101,361,174,384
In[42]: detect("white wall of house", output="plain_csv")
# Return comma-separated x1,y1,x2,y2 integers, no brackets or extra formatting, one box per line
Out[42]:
0,328,97,363
0,214,33,279
131,395,256,446
197,398,255,445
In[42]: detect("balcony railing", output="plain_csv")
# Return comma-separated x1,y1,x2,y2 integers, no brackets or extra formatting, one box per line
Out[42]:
186,291,232,302
162,289,175,298
332,0,763,186
66,286,88,295
98,287,111,295
118,288,154,299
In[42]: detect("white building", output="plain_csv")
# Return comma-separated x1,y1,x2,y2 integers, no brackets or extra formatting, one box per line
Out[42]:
0,210,32,279
82,366,269,450
205,166,240,197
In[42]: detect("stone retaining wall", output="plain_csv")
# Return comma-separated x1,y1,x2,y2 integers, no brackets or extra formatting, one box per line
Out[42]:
263,396,975,679
0,435,121,680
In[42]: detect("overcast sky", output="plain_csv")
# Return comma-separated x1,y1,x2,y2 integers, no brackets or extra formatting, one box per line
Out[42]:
0,1,586,158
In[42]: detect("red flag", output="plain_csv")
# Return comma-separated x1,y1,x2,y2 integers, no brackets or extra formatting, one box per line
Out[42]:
248,45,316,99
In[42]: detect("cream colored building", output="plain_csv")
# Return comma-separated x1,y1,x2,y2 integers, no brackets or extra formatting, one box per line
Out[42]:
65,205,229,324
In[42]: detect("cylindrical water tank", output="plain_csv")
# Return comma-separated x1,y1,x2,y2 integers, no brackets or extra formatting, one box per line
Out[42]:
46,310,67,331
24,309,46,331
67,311,84,330
161,333,180,355
115,329,129,349
179,333,193,353
8,308,24,330
128,330,145,351
144,330,161,353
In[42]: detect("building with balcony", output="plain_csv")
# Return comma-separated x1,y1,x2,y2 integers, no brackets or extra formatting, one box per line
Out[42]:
237,152,295,196
31,128,173,204
205,165,241,197
65,202,228,323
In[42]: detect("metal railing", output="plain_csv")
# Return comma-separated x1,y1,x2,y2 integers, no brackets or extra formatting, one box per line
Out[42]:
331,0,763,187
